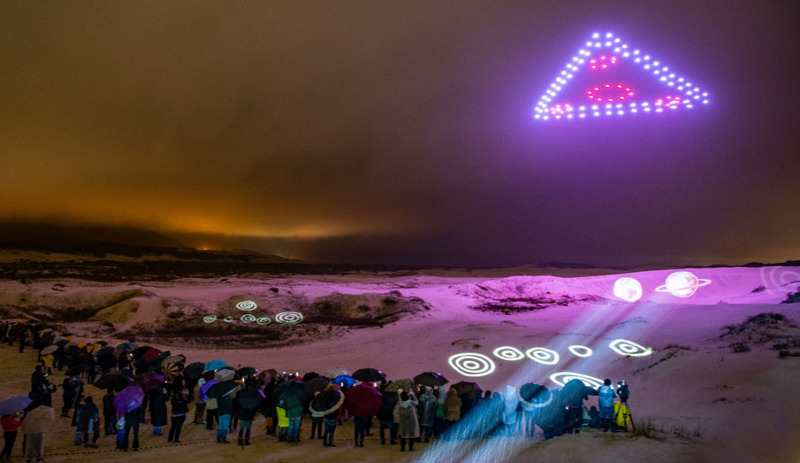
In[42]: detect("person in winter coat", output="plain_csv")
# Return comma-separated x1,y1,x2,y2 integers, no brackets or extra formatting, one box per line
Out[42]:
320,384,343,448
501,385,520,436
417,387,437,442
192,381,206,425
309,393,324,441
443,388,462,425
377,385,399,445
216,394,233,444
60,376,79,417
150,388,169,436
75,396,100,447
597,379,617,432
1,412,23,458
236,389,257,446
22,402,54,463
122,405,141,451
168,388,190,443
102,390,116,436
394,391,420,452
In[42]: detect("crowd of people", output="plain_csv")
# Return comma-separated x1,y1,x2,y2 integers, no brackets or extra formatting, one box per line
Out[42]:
0,321,633,462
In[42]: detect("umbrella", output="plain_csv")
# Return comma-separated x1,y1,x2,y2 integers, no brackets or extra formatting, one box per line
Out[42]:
133,372,164,392
200,380,220,399
451,381,482,396
518,383,552,409
343,383,382,417
414,372,449,387
96,353,117,370
307,377,329,395
114,386,145,414
324,368,350,379
302,372,322,382
161,355,186,366
0,396,32,415
65,364,89,377
67,351,93,367
94,374,134,392
162,362,182,380
206,380,242,399
40,345,59,356
143,348,162,364
183,362,206,380
236,366,258,377
310,388,345,416
21,405,55,434
385,378,415,393
352,368,386,383
236,387,264,409
204,360,226,371
116,342,136,352
155,350,172,364
131,346,152,358
96,345,116,357
273,380,312,407
333,375,356,388
264,368,278,377
215,368,235,380
55,339,70,348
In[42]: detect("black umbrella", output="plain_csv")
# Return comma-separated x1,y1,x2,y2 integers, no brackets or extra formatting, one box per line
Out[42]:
55,339,70,348
67,351,93,367
414,372,449,387
183,362,205,381
451,381,482,396
94,373,134,392
272,380,312,405
65,364,90,377
236,387,264,409
96,345,116,357
310,388,345,416
352,368,386,383
237,367,258,377
307,377,329,395
206,380,242,399
518,383,553,408
302,372,322,382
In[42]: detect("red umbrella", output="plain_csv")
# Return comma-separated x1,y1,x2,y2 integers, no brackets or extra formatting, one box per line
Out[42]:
343,383,383,417
143,348,162,364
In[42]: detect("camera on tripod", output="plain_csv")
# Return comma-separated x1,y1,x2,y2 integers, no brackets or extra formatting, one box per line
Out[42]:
617,380,630,403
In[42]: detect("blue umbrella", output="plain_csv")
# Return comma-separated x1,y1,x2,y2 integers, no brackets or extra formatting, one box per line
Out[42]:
204,360,226,371
333,375,356,388
114,386,145,414
0,396,32,415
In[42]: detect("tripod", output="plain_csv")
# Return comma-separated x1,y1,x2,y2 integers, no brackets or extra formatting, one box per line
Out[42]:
614,400,635,432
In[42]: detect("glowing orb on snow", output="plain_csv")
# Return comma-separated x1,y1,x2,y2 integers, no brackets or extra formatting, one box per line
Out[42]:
240,314,256,323
493,346,525,361
550,372,604,389
568,345,593,357
275,311,304,324
256,317,272,325
655,271,711,298
613,277,643,302
236,301,258,311
525,347,560,365
448,353,496,377
609,338,653,357
533,31,710,120
203,315,217,324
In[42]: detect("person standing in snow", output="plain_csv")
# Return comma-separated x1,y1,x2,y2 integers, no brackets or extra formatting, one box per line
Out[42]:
417,386,437,443
395,391,420,452
597,379,617,432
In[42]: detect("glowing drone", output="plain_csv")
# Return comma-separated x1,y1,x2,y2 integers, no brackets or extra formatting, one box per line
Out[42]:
534,32,709,120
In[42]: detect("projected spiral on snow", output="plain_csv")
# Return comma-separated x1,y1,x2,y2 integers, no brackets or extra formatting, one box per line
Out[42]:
493,346,525,361
759,267,800,292
256,317,272,325
448,353,496,377
236,301,258,311
568,345,593,357
550,372,604,389
223,316,234,323
525,347,560,365
203,315,217,324
275,311,304,324
609,339,652,356
240,314,256,323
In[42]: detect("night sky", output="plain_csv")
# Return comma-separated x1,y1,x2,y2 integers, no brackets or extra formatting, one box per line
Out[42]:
1,1,798,267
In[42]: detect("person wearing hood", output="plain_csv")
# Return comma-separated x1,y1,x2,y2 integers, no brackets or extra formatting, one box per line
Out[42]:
75,397,100,447
597,379,617,432
417,386,437,443
394,390,420,452
168,388,190,444
501,385,520,436
102,390,116,436
443,388,461,434
377,384,398,445
150,388,169,437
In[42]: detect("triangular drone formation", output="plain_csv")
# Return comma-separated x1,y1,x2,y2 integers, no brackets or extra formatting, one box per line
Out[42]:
533,32,709,120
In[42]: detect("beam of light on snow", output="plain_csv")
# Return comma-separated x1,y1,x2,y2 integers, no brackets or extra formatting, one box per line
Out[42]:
549,371,604,388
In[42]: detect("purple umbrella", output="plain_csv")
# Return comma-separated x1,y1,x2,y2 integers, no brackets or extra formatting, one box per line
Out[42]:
114,386,145,414
0,396,32,415
133,372,164,392
200,379,219,399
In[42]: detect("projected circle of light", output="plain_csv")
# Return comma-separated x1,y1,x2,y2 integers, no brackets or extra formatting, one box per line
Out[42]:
759,267,800,292
493,346,525,361
609,339,653,357
256,317,272,325
568,345,593,357
613,277,643,302
550,372,604,389
240,314,256,323
203,315,217,324
223,316,234,323
525,347,560,365
586,83,634,102
275,311,304,324
655,271,711,298
236,301,258,311
448,353,496,377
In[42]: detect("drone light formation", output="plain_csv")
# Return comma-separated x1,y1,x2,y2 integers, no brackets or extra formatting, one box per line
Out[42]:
534,31,710,120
